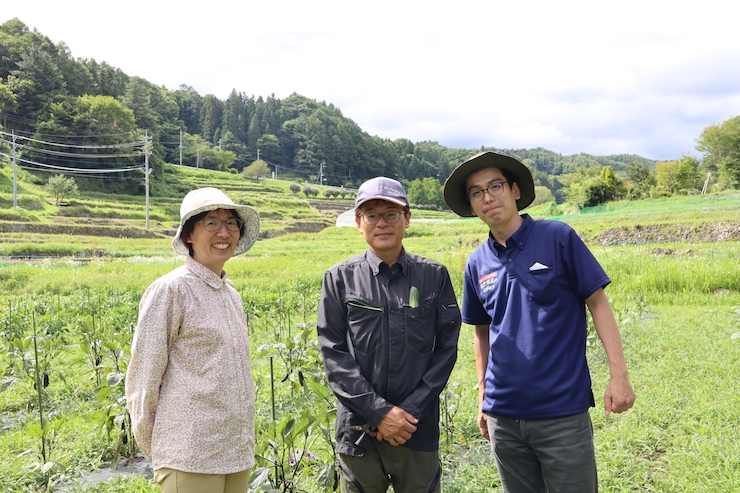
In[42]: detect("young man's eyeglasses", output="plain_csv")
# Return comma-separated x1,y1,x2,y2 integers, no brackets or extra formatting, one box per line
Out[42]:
467,182,509,203
357,210,405,225
199,218,243,232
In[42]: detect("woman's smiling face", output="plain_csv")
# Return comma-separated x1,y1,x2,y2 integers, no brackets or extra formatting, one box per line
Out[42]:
185,208,241,274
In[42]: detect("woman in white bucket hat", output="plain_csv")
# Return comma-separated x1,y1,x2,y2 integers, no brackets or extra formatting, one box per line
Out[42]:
126,188,260,493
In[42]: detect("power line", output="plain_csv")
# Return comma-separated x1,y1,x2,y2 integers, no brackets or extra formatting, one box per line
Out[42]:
15,165,141,178
0,131,143,150
0,149,144,167
15,145,142,159
0,151,144,173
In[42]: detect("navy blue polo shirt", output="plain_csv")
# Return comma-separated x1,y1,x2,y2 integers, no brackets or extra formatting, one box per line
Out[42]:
463,215,610,419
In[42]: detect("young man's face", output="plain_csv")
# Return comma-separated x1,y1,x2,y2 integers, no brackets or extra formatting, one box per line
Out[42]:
355,199,410,260
465,167,521,230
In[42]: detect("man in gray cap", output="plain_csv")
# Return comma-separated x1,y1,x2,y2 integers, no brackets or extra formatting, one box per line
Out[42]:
443,152,635,493
317,176,461,493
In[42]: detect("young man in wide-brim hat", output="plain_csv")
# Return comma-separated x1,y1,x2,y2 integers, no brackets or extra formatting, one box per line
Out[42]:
444,151,635,493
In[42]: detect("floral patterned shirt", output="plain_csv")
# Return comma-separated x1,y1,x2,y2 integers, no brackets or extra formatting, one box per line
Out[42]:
126,256,255,474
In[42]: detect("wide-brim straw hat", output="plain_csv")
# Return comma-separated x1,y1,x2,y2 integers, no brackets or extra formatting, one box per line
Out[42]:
172,187,260,256
443,151,536,217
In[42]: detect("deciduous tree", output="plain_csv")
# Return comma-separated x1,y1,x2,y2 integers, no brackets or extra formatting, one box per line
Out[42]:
696,116,740,188
408,177,444,207
45,174,78,205
655,155,701,194
242,159,270,179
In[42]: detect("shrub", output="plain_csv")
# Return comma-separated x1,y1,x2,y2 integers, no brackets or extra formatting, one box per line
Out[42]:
44,175,79,205
302,186,319,198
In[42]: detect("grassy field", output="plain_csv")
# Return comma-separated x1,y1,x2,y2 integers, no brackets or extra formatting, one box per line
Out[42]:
1,165,739,492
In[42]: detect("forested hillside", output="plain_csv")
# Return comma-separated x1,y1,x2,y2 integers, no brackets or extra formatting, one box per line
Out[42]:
0,18,661,199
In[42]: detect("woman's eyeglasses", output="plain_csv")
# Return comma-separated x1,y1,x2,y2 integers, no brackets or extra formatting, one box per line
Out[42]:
199,218,242,232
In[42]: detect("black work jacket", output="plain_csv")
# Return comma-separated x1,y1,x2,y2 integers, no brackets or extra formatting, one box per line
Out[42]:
317,249,461,456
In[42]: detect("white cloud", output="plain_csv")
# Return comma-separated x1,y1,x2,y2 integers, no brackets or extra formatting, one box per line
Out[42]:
3,0,740,161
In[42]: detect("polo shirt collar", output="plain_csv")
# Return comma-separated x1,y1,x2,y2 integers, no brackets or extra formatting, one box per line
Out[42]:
487,214,535,256
366,248,408,277
185,255,232,288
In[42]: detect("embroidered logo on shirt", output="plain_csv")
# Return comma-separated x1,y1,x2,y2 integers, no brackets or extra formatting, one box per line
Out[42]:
478,271,499,293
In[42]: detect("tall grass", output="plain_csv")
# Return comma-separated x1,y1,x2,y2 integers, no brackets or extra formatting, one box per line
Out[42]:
591,301,740,491
2,244,738,492
2,163,740,491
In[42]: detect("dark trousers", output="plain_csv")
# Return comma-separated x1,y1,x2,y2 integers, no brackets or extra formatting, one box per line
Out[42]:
338,440,442,493
487,411,598,493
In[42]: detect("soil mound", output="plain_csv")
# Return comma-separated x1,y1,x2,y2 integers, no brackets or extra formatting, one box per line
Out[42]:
597,221,740,245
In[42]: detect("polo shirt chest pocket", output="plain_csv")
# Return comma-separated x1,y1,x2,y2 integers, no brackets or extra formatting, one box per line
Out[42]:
526,268,559,305
346,298,383,355
404,296,436,356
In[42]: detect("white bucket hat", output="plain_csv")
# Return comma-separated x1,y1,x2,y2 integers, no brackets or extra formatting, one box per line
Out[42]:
172,187,260,257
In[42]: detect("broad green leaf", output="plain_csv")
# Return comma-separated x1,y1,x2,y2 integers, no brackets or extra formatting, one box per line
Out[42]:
41,461,55,474
280,418,296,439
317,463,336,489
0,376,18,393
106,372,125,387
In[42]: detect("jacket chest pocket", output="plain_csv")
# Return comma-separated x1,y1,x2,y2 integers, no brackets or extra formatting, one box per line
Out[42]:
346,299,383,355
405,298,436,356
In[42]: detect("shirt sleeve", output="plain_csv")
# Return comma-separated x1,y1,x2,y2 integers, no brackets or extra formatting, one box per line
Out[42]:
125,279,182,459
562,227,611,299
316,269,393,427
397,265,461,418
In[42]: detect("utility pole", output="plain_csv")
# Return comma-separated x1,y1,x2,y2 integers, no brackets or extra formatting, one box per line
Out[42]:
257,147,260,161
179,129,183,166
12,130,18,208
702,172,712,195
320,161,326,186
143,131,153,230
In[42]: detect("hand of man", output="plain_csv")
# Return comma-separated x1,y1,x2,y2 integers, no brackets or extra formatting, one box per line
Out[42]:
376,406,418,446
604,375,635,415
477,411,490,441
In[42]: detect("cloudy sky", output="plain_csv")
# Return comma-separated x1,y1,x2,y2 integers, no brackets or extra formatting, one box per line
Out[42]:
4,1,739,161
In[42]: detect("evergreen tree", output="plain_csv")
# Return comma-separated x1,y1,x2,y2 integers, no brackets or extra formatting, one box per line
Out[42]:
84,59,129,98
199,95,224,143
11,43,66,116
172,85,203,134
122,77,158,131
247,112,261,149
223,90,248,142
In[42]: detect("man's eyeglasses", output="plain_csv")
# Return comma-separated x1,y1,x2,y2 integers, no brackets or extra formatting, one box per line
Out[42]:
357,210,405,225
467,182,509,203
199,218,242,232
